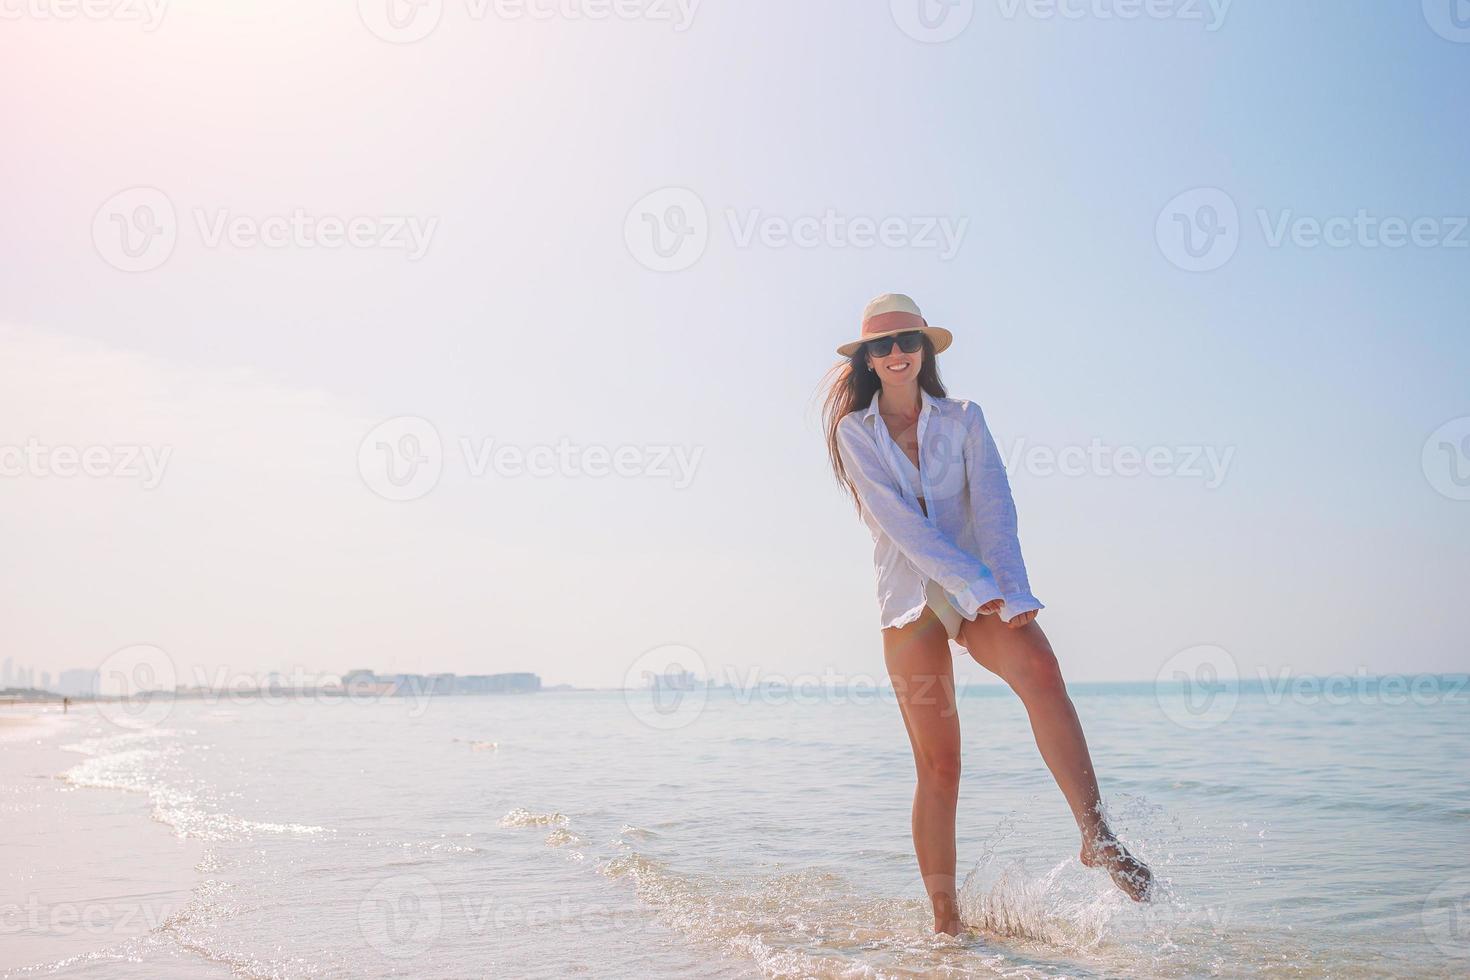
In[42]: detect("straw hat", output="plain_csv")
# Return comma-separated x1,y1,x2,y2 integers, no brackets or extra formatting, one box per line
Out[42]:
836,292,953,357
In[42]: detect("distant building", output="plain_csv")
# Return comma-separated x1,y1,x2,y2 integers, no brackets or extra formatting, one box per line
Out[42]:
339,669,394,697
491,672,540,693
338,669,540,696
58,669,99,697
340,669,376,688
455,673,540,694
457,675,494,694
649,669,699,691
389,674,429,697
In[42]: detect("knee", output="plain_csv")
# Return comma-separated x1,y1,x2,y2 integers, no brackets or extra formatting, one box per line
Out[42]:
916,750,962,792
1010,648,1067,702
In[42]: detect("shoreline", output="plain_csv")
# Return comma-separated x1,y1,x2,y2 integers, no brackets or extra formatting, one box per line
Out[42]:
0,705,206,973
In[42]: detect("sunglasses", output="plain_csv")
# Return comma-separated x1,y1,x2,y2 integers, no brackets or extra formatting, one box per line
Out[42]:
865,331,925,358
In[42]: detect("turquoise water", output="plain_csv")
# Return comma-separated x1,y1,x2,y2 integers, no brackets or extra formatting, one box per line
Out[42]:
3,680,1467,978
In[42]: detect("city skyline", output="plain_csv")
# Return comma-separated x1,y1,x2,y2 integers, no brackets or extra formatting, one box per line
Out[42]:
0,657,547,697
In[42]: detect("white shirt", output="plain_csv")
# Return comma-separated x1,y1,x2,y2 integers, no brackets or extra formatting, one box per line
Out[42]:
836,387,1044,628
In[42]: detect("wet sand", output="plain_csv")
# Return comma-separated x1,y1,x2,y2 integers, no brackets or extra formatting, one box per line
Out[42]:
0,706,205,972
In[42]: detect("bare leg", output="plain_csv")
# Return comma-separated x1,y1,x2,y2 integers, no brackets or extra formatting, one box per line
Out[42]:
956,615,1152,901
882,610,967,934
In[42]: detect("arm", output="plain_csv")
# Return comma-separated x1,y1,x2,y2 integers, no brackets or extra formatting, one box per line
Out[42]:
963,402,1045,623
836,414,1003,617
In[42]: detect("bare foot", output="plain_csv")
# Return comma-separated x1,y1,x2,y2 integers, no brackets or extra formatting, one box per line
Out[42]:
931,892,965,935
934,914,965,936
1080,833,1153,902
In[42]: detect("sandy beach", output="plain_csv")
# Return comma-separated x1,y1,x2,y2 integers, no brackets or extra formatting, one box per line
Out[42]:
0,706,206,973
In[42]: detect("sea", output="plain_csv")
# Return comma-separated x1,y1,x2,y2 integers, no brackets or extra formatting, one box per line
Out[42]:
2,678,1467,979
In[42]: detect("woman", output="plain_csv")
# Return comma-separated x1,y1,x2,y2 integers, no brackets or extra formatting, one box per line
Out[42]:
822,293,1152,935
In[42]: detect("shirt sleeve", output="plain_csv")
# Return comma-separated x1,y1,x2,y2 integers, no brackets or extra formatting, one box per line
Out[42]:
962,402,1045,623
836,414,1003,618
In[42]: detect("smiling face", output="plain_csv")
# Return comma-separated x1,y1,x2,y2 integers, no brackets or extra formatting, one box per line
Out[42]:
863,330,926,386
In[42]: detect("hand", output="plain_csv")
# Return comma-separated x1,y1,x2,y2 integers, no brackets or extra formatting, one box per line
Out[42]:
978,599,1004,615
1005,609,1038,629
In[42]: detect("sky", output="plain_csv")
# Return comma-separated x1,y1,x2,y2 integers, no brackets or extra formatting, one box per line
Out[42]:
1,0,1466,690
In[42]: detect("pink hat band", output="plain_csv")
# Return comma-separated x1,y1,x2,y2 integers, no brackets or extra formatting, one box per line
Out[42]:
860,310,926,339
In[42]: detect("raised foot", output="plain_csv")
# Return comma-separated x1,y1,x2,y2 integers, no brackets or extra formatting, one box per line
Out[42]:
1080,834,1153,902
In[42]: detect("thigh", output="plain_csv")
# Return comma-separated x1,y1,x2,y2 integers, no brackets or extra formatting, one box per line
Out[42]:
882,610,961,766
955,612,1057,685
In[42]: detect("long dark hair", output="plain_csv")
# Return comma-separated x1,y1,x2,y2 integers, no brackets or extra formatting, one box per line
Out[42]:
818,335,947,515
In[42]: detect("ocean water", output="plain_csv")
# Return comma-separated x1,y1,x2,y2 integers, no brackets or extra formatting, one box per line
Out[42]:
2,680,1467,979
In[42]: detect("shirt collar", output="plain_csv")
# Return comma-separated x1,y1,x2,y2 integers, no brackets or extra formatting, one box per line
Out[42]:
862,387,938,425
